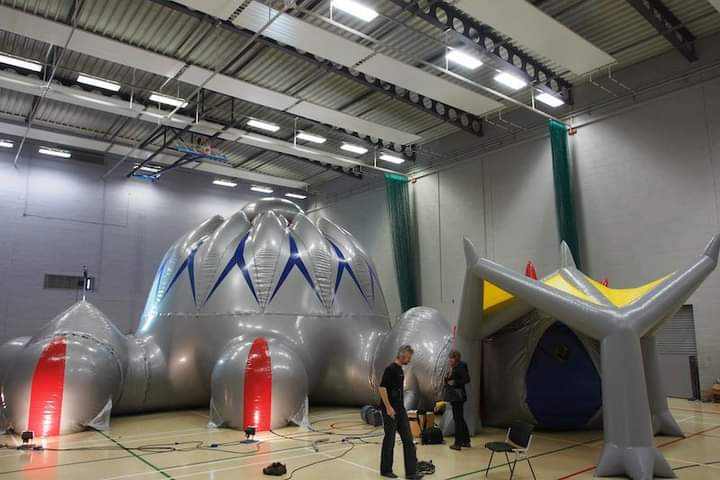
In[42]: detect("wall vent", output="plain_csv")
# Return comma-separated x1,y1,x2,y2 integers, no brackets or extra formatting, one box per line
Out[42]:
43,274,95,291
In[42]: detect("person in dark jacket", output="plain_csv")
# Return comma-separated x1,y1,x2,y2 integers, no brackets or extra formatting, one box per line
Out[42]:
444,350,471,450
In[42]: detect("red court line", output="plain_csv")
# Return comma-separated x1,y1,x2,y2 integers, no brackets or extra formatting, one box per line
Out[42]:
27,335,67,437
556,425,720,479
671,407,720,416
243,337,272,432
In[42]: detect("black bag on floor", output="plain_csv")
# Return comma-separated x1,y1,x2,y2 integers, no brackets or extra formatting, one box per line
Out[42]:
421,427,444,445
360,404,383,427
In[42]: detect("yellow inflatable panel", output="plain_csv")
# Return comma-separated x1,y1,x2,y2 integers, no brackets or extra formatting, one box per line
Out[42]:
587,275,671,307
543,273,600,305
483,280,514,311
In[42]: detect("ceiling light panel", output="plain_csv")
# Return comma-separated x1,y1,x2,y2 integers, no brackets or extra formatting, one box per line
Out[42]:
446,49,483,70
494,72,527,90
357,56,502,115
287,102,421,145
535,92,564,108
456,0,615,75
232,1,501,116
0,52,42,72
285,192,308,199
233,1,373,66
77,74,121,92
0,6,186,79
340,143,368,155
332,0,379,22
0,5,421,148
296,132,327,144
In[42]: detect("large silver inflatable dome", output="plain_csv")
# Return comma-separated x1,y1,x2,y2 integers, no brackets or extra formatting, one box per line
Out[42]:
0,198,452,435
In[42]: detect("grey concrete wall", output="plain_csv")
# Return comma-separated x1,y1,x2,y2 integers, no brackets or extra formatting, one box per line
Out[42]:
0,151,272,342
413,137,560,322
574,80,720,387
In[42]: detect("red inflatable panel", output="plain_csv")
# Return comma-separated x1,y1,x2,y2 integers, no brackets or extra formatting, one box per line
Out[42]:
243,337,272,431
28,335,67,437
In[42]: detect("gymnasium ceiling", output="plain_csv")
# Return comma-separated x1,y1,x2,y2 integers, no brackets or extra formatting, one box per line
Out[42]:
0,0,719,193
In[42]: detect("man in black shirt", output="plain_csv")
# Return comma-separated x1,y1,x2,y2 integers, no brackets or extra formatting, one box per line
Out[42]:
379,345,422,479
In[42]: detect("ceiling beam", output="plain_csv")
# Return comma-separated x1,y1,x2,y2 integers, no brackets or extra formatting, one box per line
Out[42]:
0,69,396,179
0,119,310,189
153,0,487,139
625,0,697,62
384,0,574,104
0,4,420,155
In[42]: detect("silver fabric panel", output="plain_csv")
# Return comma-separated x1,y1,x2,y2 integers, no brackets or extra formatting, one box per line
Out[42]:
195,211,252,304
289,213,336,309
248,212,288,307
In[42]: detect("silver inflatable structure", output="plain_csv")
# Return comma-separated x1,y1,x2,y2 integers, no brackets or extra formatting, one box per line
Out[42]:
0,199,452,437
2,196,717,480
462,236,720,480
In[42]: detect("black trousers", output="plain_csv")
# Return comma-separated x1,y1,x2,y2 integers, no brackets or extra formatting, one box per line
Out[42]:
380,408,417,476
451,401,470,446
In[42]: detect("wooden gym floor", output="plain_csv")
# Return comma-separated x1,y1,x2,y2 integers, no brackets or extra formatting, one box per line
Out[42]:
1,398,719,479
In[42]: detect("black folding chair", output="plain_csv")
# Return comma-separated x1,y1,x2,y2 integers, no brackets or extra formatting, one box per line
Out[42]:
483,421,537,480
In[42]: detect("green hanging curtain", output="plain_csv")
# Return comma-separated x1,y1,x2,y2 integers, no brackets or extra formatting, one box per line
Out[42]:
548,119,582,269
384,173,418,312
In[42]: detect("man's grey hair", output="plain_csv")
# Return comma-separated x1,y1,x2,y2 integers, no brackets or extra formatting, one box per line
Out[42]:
397,345,414,356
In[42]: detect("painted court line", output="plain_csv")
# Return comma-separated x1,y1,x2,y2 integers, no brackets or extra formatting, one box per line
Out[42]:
557,424,720,479
100,442,376,480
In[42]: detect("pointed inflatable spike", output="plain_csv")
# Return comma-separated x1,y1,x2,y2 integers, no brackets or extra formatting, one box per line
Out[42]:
524,261,538,280
703,234,720,262
601,277,609,287
463,237,479,267
560,241,577,269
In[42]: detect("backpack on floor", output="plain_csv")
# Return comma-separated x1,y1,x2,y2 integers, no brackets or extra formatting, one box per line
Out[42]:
416,410,443,445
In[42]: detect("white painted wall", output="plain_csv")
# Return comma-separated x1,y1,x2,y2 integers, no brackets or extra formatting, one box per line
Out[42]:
0,151,273,342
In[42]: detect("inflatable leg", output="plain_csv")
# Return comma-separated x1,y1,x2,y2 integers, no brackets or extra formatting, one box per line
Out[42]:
641,335,684,437
0,302,127,436
596,333,674,479
210,336,308,431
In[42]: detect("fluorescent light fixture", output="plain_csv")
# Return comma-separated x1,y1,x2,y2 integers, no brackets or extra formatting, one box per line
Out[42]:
38,147,71,158
340,143,368,155
536,91,565,108
0,53,42,72
213,179,238,188
149,92,188,108
380,153,405,164
77,73,121,92
250,185,274,194
332,0,379,22
0,139,14,148
285,192,308,199
446,49,483,70
494,72,527,90
296,132,327,144
135,164,161,173
247,119,280,132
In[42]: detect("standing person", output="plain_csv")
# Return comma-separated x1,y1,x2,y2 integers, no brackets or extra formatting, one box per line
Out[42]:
445,350,471,450
379,345,423,480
